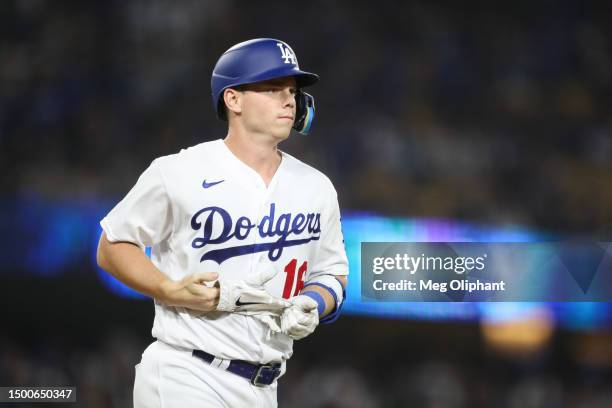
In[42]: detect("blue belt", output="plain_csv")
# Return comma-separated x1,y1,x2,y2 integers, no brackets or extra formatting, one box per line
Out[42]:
192,349,282,387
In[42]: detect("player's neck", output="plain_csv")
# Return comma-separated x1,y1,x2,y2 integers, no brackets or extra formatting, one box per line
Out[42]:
223,132,283,186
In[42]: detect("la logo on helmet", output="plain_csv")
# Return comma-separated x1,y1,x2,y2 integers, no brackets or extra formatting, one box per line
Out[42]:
276,43,297,65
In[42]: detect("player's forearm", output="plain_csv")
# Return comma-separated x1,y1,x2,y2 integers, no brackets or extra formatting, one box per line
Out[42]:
301,275,347,318
300,285,335,316
96,232,169,300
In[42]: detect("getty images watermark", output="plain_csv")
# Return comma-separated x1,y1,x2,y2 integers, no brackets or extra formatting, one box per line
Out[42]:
372,252,505,293
361,242,612,302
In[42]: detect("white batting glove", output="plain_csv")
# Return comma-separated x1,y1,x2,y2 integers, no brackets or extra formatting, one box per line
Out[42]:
252,313,282,333
216,269,291,313
281,295,319,340
250,313,283,341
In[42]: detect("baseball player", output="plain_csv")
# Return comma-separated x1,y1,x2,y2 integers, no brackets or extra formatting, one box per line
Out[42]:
96,38,348,407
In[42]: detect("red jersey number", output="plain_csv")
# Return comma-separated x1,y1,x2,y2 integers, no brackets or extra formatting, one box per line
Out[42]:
282,259,307,299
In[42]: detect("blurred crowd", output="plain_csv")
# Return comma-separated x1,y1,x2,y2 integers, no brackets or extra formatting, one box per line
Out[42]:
2,326,612,408
2,0,612,235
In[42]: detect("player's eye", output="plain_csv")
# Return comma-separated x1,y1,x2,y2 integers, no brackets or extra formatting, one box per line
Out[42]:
259,86,296,96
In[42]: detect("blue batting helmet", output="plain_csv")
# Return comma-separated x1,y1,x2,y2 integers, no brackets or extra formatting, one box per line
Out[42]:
211,38,319,135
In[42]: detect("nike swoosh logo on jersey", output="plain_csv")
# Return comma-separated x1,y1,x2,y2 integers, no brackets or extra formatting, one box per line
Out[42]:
202,179,225,189
235,299,262,307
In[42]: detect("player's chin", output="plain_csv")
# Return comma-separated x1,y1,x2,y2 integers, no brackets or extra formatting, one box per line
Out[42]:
271,124,292,140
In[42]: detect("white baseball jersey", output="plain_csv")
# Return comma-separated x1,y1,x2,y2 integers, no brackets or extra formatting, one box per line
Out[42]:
100,139,348,364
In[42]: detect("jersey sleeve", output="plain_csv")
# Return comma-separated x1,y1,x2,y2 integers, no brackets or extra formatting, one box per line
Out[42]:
309,182,349,278
100,159,173,249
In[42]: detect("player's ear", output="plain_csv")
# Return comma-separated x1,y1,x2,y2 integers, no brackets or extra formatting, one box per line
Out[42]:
223,88,242,117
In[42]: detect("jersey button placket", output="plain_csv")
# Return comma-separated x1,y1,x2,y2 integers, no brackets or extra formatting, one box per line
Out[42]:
253,184,277,272
249,187,267,274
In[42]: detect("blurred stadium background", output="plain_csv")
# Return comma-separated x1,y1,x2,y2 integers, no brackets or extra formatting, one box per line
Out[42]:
2,0,612,406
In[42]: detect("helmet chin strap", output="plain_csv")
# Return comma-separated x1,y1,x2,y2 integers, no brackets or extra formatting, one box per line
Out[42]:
293,91,315,135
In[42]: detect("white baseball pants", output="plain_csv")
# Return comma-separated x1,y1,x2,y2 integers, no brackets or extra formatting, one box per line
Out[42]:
133,340,278,407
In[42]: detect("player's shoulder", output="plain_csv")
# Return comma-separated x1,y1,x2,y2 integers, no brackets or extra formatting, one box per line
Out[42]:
280,150,336,194
151,139,222,168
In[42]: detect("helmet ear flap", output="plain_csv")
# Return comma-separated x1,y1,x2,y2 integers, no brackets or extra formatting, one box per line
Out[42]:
293,91,315,135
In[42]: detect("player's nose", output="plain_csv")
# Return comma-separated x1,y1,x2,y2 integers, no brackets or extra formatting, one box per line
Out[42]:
281,88,296,108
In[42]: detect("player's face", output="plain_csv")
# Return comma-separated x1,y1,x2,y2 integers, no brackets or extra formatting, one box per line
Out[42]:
238,77,297,141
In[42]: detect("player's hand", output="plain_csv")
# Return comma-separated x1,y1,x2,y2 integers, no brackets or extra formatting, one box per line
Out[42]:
281,295,319,340
216,269,291,313
158,272,220,313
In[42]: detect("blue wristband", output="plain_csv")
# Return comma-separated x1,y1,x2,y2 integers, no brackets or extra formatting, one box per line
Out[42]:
302,292,326,316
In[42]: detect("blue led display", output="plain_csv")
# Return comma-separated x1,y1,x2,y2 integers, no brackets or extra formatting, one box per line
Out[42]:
1,198,610,327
